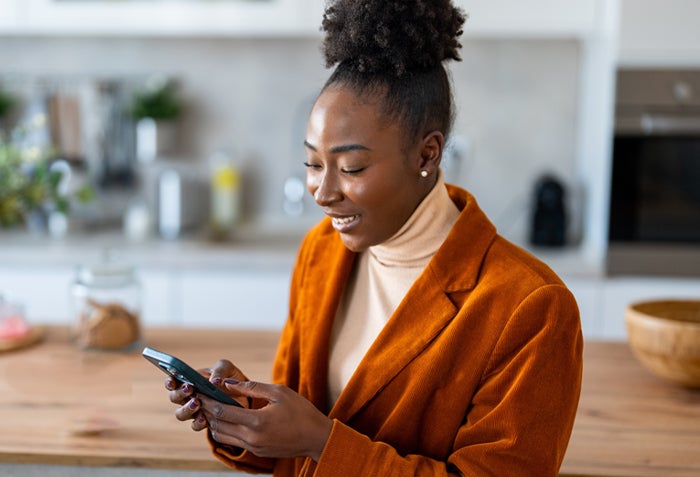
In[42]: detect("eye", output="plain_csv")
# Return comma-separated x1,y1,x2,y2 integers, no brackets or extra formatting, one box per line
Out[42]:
303,162,322,170
341,167,365,175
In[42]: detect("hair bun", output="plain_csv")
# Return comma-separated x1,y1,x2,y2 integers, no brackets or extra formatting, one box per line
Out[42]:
321,0,466,77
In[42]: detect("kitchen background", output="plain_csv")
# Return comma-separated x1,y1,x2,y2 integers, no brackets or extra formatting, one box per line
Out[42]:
0,36,582,241
0,0,699,339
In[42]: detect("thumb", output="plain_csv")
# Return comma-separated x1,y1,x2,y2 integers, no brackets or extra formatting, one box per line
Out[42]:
223,379,281,403
208,359,245,386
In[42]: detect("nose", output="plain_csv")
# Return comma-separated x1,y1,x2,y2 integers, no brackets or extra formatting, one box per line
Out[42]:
308,170,342,206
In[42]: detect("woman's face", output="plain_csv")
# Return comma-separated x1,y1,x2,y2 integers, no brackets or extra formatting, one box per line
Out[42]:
304,86,435,252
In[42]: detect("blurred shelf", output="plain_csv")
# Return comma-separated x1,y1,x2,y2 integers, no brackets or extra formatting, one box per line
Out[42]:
0,226,301,271
0,0,607,39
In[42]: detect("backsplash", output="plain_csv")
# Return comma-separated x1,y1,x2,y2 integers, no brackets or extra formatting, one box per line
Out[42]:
0,36,580,246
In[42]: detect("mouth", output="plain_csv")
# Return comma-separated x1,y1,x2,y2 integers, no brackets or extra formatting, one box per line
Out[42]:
329,214,361,233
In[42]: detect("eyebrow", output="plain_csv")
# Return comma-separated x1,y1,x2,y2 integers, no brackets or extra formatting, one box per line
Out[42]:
303,140,371,154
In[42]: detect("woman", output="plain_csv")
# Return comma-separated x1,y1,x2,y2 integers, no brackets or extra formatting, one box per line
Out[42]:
167,0,583,475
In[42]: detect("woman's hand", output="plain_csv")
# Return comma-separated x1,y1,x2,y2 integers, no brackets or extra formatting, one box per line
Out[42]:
166,359,248,431
200,380,333,462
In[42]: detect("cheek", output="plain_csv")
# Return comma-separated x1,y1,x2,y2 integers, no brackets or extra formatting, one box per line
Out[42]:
306,173,318,196
359,175,421,226
342,180,376,208
346,177,399,214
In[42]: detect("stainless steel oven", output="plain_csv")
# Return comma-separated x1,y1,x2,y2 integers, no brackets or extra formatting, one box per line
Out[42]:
607,69,700,276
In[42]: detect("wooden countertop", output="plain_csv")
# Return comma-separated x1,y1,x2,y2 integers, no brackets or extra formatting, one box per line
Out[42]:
561,341,700,477
0,327,698,476
0,326,279,471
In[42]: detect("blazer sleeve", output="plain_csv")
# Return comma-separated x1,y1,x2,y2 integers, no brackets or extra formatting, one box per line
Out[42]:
313,284,583,477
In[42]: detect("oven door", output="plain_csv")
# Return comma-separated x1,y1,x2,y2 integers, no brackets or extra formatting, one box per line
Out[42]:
609,134,700,242
607,132,700,276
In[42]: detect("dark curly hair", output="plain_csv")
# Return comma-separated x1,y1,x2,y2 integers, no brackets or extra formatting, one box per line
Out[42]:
320,0,466,144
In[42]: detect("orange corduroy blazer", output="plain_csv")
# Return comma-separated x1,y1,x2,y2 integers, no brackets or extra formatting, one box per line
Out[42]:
210,185,583,477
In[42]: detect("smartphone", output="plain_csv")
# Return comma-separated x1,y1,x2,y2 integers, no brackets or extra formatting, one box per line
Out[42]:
142,346,242,407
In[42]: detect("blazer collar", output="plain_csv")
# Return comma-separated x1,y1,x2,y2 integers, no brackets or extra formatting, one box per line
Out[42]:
428,184,498,294
328,185,498,421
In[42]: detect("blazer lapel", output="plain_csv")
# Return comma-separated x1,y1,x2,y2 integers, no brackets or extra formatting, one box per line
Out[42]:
298,227,356,412
329,272,457,422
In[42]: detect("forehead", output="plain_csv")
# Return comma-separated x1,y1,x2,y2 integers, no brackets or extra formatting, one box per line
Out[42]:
306,87,392,147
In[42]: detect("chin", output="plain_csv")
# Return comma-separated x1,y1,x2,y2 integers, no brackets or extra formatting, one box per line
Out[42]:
339,234,369,253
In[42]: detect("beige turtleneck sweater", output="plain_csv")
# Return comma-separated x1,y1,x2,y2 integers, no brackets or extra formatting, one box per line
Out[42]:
327,172,460,407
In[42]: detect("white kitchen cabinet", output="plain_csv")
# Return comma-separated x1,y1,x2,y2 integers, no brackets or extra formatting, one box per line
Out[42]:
558,275,700,340
0,264,291,329
0,0,21,32
0,232,297,329
564,277,604,339
618,0,700,66
179,268,290,330
6,0,315,37
456,0,600,38
0,265,174,327
601,277,700,339
0,265,74,324
0,0,607,38
304,0,603,38
3,260,700,339
138,268,177,327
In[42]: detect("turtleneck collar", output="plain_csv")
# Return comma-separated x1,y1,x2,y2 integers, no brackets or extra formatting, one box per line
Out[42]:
369,171,460,268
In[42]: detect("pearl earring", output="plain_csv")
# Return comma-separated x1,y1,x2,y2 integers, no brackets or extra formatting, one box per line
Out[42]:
420,170,429,178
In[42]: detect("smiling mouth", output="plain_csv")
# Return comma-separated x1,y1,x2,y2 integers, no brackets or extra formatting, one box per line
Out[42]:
331,215,360,232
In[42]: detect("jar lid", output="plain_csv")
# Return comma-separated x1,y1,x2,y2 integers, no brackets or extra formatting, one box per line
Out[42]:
76,250,137,288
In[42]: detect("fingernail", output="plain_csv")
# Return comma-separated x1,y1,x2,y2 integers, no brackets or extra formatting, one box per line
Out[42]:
212,377,222,385
165,379,176,390
182,384,193,394
224,378,240,385
188,399,199,410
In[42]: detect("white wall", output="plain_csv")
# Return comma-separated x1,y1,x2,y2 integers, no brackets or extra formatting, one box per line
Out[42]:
0,37,581,248
618,0,700,67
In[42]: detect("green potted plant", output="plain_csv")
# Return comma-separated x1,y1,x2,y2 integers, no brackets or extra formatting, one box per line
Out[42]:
0,126,93,231
129,79,182,121
0,90,14,121
129,77,183,162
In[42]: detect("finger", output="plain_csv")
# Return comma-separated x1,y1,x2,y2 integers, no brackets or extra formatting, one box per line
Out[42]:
191,412,208,432
199,368,212,380
198,397,254,447
207,416,251,449
168,382,194,404
174,397,200,422
198,395,255,426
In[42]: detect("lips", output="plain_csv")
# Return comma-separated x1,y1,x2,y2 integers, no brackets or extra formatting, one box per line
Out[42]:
330,214,360,232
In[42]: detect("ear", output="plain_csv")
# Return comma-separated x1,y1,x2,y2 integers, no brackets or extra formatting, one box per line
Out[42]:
419,131,445,174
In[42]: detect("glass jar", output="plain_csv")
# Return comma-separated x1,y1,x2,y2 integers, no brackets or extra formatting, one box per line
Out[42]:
0,294,30,341
71,253,142,351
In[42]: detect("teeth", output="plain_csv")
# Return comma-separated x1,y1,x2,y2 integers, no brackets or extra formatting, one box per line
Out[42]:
332,215,358,225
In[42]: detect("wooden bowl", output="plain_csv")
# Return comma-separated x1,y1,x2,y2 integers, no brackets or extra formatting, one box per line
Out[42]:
625,299,700,388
